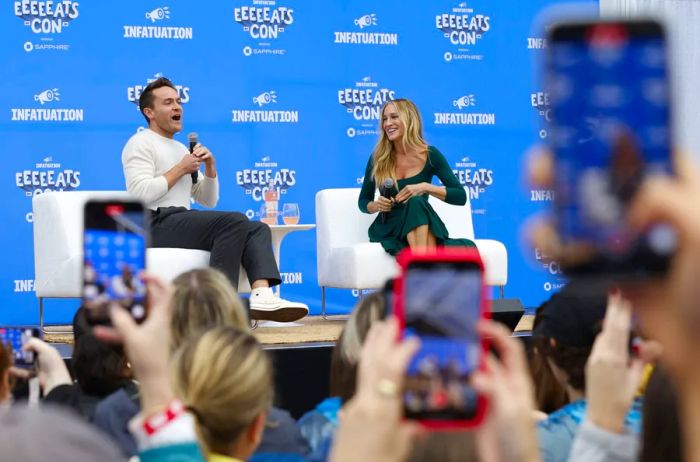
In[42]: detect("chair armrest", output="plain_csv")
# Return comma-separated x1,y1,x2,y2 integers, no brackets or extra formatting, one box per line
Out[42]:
474,239,508,287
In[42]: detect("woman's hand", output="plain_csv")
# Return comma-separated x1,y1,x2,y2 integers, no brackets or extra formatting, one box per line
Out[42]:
395,183,430,203
370,196,395,213
585,292,661,434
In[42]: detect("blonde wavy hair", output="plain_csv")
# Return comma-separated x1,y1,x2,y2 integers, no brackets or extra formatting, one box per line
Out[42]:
371,98,428,185
169,269,248,350
172,327,273,455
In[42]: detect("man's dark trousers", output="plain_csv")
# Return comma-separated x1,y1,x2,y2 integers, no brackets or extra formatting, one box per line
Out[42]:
149,207,281,289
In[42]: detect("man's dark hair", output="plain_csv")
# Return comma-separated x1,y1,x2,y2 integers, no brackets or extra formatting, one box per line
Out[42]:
138,77,177,124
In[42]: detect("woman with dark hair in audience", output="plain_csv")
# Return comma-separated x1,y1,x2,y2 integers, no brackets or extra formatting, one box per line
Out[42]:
42,333,132,419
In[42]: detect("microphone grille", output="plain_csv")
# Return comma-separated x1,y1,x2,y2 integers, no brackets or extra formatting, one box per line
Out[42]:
383,178,394,188
187,132,198,143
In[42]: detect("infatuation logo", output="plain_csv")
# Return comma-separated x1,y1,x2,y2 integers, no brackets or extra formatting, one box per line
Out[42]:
433,93,495,126
127,73,191,109
231,90,299,123
234,1,294,57
236,156,297,202
123,5,193,40
333,12,398,46
11,87,84,122
14,0,80,52
338,76,395,138
436,1,491,62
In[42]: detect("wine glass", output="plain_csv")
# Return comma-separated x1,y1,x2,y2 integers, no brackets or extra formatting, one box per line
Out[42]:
282,203,300,225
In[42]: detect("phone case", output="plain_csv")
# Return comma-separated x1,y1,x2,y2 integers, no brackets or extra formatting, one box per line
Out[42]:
393,247,491,429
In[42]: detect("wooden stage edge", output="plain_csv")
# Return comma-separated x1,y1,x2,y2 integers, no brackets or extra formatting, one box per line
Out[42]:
44,314,534,349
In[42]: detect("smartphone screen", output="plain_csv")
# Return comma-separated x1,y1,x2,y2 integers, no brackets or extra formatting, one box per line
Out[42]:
0,327,41,367
83,201,148,324
547,20,676,276
402,261,483,422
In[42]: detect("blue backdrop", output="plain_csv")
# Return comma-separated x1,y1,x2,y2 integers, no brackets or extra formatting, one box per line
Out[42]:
1,0,594,325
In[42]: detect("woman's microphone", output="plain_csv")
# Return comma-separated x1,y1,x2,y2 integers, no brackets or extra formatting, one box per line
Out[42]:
188,132,198,184
379,178,397,224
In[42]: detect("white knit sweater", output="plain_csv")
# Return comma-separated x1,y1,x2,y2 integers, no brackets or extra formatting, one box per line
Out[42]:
121,129,219,211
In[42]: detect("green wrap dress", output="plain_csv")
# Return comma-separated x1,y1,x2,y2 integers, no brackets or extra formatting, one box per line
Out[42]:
358,146,476,256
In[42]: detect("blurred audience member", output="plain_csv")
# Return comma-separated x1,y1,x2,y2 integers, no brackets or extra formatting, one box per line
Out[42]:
298,289,385,461
569,292,659,462
533,281,643,462
93,268,307,459
173,326,284,461
43,333,131,420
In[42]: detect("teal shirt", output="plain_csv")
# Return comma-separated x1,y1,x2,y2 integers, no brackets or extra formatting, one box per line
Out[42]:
358,146,466,213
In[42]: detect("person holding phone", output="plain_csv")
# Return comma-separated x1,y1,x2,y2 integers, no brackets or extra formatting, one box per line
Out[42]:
358,98,475,255
121,77,308,323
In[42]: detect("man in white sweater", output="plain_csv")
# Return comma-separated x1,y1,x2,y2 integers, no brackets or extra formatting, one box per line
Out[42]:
121,77,308,322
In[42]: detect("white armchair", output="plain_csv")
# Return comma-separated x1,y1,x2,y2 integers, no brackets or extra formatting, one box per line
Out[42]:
315,188,508,316
32,191,251,329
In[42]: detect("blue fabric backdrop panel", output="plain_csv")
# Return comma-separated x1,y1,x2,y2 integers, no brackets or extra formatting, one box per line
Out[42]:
0,0,595,324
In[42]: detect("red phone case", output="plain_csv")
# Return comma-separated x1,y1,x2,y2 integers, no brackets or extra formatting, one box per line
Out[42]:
393,247,491,429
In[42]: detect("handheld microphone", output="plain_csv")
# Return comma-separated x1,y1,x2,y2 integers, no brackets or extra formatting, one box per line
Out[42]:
379,178,397,224
187,132,198,184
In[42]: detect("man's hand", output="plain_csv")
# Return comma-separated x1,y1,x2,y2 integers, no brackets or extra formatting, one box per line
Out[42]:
191,143,217,178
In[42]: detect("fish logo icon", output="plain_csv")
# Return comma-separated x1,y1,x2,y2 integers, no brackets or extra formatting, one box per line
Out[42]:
354,14,377,29
252,91,277,107
145,7,170,22
453,95,476,109
34,89,60,105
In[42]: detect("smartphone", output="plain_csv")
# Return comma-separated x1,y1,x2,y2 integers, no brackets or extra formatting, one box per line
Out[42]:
394,248,489,429
546,19,676,278
83,200,148,325
0,327,42,367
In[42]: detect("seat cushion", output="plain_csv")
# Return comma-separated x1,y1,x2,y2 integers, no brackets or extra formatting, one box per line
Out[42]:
319,243,399,289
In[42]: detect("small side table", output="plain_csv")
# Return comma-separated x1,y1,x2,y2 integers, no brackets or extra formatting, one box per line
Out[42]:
268,224,315,296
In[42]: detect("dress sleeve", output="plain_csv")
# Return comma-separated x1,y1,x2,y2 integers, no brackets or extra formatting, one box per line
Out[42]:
358,155,376,213
430,147,466,205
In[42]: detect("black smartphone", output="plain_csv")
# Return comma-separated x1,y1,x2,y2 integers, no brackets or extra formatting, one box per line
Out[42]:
546,20,676,278
395,249,488,428
0,327,42,367
83,200,149,325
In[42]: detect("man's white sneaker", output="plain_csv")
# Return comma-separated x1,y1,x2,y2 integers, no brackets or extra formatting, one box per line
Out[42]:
249,287,309,322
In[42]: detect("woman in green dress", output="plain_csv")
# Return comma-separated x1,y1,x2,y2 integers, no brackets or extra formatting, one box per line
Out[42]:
358,98,475,255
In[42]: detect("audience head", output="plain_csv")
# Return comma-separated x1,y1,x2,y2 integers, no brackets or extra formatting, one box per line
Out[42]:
0,406,123,462
172,326,273,459
641,366,683,462
372,98,428,184
72,334,131,397
0,340,12,403
169,268,248,349
533,280,608,395
330,289,386,402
